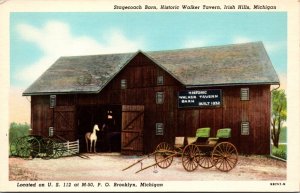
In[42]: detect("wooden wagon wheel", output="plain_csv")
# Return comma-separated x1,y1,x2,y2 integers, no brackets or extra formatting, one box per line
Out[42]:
16,136,40,159
182,144,200,172
211,142,238,172
198,150,214,169
40,138,55,159
154,142,174,169
47,138,66,159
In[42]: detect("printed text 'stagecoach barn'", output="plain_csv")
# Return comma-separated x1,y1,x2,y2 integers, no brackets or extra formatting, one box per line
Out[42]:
23,42,280,155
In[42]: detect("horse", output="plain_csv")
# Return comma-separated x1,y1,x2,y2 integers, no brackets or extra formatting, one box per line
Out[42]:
85,124,104,153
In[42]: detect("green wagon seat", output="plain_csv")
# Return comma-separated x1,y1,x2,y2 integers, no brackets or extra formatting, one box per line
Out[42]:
216,128,231,138
193,127,211,144
196,127,211,138
208,128,231,145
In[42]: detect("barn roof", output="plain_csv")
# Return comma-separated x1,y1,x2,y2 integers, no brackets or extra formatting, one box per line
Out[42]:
23,41,280,96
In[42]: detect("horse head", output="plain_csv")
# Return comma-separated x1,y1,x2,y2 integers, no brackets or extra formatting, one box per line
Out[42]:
93,124,100,131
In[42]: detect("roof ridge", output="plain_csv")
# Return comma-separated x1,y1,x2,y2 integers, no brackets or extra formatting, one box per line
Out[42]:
146,41,263,54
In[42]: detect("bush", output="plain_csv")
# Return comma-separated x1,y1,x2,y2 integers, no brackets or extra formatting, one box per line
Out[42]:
272,145,286,160
9,122,30,144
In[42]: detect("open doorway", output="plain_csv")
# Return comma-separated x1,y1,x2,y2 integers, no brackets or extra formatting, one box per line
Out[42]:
77,105,122,153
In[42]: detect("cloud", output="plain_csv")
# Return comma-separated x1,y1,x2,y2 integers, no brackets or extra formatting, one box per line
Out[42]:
16,21,144,86
232,36,253,44
264,41,285,53
182,37,209,48
232,36,285,53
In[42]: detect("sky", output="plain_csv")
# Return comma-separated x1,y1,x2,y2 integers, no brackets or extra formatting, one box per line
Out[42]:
10,12,287,90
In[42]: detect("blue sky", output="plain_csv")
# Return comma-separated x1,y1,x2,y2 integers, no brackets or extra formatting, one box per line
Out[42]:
10,12,287,89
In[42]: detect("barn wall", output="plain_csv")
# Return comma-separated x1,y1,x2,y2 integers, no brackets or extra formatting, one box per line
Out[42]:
31,95,53,137
30,53,271,154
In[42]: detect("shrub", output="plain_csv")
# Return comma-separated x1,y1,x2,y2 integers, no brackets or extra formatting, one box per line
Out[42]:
272,145,287,160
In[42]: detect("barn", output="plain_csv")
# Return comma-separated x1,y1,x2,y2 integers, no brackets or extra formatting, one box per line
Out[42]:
23,41,280,155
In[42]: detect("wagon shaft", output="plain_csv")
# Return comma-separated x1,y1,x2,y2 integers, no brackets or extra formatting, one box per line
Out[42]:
135,153,177,173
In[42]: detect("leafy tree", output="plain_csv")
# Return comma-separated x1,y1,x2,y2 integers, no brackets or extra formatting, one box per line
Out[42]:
9,122,30,144
271,89,287,148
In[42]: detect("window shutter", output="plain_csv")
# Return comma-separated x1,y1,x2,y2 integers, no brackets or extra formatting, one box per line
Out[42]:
50,95,56,108
157,76,164,85
156,92,164,104
156,123,164,135
240,88,249,100
241,122,250,135
121,79,127,89
49,127,54,137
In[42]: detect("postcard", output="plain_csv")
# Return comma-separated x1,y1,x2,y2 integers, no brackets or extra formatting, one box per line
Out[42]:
0,0,299,192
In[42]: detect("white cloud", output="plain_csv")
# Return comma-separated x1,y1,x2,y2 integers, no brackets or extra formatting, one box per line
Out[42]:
16,21,144,86
232,36,253,44
264,41,285,53
232,36,285,53
183,38,208,48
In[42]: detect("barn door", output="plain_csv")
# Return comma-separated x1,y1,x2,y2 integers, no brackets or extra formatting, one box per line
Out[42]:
121,105,144,155
54,106,76,141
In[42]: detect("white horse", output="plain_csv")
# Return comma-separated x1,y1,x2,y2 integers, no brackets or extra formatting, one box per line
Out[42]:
85,124,100,153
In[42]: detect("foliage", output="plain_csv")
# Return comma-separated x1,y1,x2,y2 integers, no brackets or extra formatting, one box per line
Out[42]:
9,122,30,144
272,144,287,160
271,89,286,148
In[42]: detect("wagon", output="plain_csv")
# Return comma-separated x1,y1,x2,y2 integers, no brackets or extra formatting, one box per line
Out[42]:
186,128,238,172
123,128,238,173
10,135,79,159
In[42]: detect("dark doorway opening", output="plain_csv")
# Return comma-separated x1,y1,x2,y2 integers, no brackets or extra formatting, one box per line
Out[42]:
77,105,122,153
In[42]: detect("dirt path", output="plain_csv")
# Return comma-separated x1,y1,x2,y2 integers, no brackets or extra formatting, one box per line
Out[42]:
9,154,286,181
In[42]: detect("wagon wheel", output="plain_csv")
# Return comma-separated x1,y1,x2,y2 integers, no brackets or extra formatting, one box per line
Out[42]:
154,142,174,169
212,142,238,172
16,136,40,159
198,150,214,169
40,138,55,159
48,139,66,159
182,144,200,172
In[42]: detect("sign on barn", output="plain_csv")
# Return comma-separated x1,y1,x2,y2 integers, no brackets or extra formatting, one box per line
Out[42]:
178,89,222,108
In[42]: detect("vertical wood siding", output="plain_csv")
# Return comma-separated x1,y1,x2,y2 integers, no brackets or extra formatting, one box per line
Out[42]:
30,53,272,154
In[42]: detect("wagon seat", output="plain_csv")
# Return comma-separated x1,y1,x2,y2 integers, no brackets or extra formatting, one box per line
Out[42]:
207,128,231,146
187,127,211,145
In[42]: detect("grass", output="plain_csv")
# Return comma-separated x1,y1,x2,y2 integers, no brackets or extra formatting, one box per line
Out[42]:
271,127,287,160
272,144,287,160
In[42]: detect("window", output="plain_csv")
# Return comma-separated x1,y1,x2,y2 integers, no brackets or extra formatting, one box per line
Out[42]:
49,127,54,137
156,92,164,104
121,79,127,89
50,95,56,108
240,88,249,101
156,123,164,135
241,122,250,135
157,75,164,85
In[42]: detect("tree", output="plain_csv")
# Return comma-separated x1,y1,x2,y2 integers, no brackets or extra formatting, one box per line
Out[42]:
271,89,287,148
9,122,30,144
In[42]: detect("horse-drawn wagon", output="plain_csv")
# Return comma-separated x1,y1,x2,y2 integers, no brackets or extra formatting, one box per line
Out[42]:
124,128,238,173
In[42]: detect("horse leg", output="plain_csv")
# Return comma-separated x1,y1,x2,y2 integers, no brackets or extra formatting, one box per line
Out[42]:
90,140,92,153
94,139,97,153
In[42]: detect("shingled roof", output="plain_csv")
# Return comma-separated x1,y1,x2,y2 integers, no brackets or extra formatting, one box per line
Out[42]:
23,41,280,96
